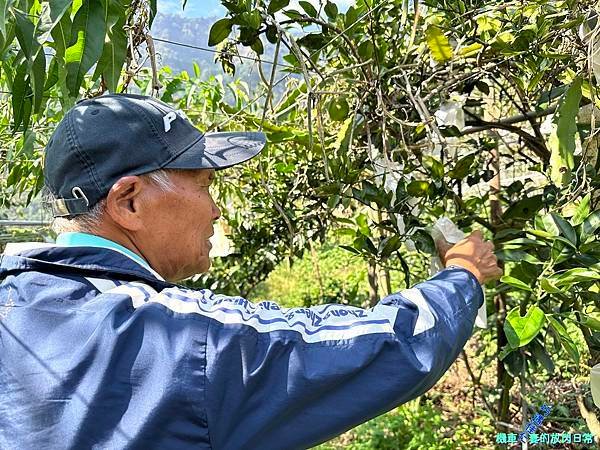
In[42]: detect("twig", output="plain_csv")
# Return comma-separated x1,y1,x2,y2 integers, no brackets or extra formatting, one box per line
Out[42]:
461,350,496,417
145,34,162,94
256,29,295,247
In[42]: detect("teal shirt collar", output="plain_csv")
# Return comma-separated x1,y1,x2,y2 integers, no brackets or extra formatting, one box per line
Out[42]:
55,232,163,280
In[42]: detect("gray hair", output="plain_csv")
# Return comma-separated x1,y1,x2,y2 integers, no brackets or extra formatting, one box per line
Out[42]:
46,169,175,234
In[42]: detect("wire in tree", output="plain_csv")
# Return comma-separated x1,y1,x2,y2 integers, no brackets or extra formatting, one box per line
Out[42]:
212,1,386,130
151,37,295,70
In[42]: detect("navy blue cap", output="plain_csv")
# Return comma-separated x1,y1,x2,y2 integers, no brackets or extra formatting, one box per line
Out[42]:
44,93,266,217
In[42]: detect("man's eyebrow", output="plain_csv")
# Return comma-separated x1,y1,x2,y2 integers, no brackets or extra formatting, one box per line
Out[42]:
202,171,216,185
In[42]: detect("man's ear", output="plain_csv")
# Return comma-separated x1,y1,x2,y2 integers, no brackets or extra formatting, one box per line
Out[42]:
105,176,146,231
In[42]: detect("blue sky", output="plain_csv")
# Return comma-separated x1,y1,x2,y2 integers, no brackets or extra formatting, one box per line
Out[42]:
157,0,353,18
158,0,225,17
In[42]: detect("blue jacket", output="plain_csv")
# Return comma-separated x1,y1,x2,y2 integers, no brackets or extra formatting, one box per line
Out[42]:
0,241,483,449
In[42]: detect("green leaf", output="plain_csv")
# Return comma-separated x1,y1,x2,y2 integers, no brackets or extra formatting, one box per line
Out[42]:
50,5,71,59
572,194,591,226
33,3,57,49
458,42,483,57
13,10,36,60
505,306,545,348
425,25,453,64
324,1,337,19
30,49,45,113
503,195,544,220
422,155,444,179
44,57,59,91
500,275,533,292
327,97,349,121
265,24,278,43
541,213,560,236
94,1,127,92
298,0,317,17
540,277,562,294
344,5,358,27
0,0,14,40
283,9,303,20
239,11,261,30
356,213,370,236
12,59,29,131
314,181,342,196
447,154,475,179
331,115,354,155
476,15,501,33
549,77,582,186
267,0,289,14
208,18,232,46
192,61,201,78
250,37,264,55
275,83,306,114
582,210,600,241
530,340,554,374
297,33,327,50
65,0,109,97
501,237,539,248
379,235,401,258
407,180,430,197
148,0,157,24
498,344,515,361
49,0,71,24
525,228,555,239
339,244,360,255
72,0,84,15
547,316,580,364
355,235,377,255
496,249,541,265
550,213,577,246
581,316,600,332
412,229,436,254
555,268,600,286
357,40,374,59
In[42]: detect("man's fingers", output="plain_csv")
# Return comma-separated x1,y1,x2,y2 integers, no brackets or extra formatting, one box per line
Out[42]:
470,230,484,240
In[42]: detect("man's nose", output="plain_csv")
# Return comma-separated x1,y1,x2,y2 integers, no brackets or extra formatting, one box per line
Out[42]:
212,202,221,221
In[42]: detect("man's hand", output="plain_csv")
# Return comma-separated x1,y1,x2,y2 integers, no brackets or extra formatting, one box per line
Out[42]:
442,230,503,284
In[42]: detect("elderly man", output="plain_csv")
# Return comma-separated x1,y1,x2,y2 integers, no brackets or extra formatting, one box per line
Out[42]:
0,94,502,449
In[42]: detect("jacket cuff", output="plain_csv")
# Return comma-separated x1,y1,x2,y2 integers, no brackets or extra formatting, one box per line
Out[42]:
442,265,485,308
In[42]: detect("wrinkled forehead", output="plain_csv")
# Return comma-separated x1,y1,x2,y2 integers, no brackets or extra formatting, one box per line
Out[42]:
171,168,216,184
194,168,216,183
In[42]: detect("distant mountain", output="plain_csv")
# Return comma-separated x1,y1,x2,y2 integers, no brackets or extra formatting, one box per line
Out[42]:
150,13,279,86
151,14,219,76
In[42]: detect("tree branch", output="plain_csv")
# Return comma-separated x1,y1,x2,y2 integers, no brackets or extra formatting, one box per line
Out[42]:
460,107,556,162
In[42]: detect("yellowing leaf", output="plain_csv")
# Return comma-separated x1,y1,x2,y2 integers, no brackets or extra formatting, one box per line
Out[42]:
495,31,515,45
458,42,483,58
505,306,545,348
425,25,453,64
549,77,582,186
476,15,501,33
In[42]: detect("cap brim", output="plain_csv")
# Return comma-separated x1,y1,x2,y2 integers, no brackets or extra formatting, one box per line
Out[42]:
165,131,266,170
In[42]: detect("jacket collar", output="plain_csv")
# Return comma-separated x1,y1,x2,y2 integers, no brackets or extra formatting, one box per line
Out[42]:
55,232,156,275
0,242,169,288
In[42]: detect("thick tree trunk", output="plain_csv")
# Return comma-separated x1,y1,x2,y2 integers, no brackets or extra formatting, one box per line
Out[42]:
380,266,392,298
310,242,325,305
368,259,379,307
490,144,513,433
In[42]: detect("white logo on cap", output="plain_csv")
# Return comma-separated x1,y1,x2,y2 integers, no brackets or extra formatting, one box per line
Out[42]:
163,110,189,132
163,111,177,132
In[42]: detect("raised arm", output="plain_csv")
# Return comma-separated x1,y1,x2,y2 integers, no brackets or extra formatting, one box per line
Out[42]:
203,266,484,450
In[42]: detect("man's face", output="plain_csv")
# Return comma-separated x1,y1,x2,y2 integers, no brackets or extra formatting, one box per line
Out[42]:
139,168,221,281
